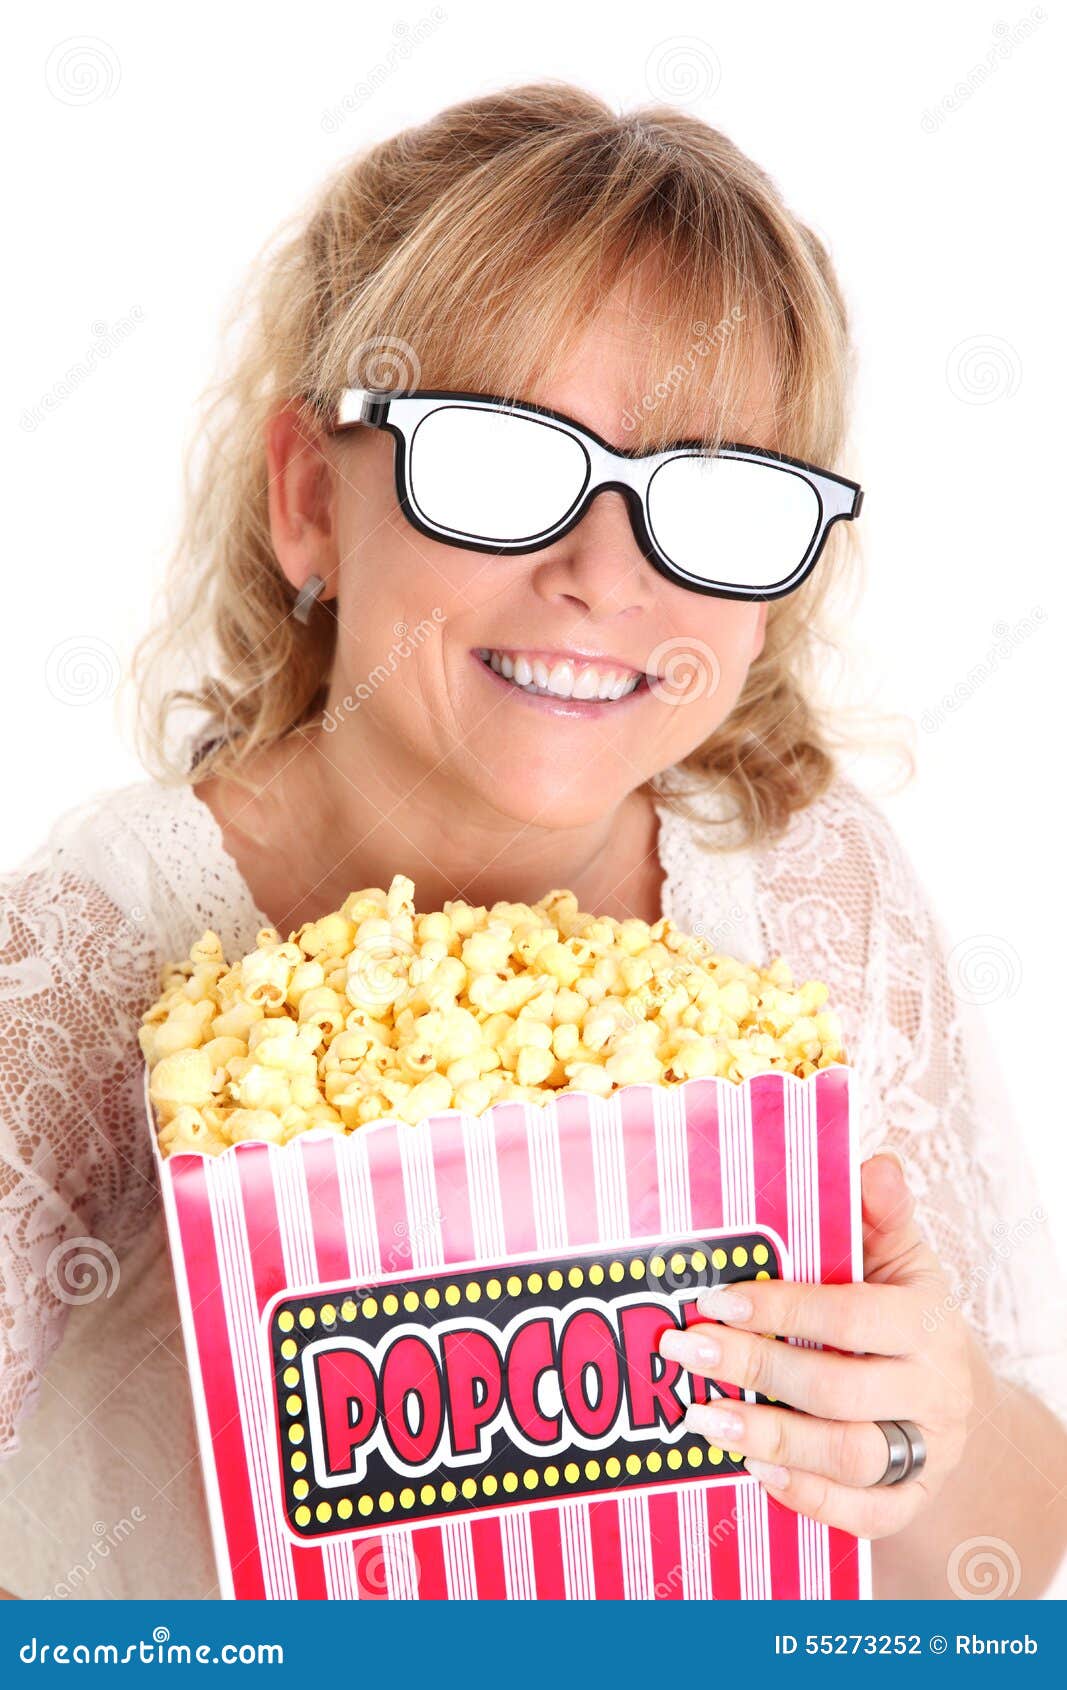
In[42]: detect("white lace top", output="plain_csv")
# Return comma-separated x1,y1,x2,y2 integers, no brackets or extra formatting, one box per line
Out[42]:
1,772,1063,1599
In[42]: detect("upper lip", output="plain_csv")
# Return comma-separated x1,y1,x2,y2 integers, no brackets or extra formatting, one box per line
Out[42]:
475,645,651,678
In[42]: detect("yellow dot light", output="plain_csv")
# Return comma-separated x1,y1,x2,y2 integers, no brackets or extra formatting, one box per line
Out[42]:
294,1505,311,1527
753,1243,769,1266
277,1311,295,1332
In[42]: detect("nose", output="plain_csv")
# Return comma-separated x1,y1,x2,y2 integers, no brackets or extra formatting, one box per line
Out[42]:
531,487,656,618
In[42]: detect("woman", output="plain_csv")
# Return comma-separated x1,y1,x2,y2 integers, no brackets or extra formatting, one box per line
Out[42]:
1,81,1064,1600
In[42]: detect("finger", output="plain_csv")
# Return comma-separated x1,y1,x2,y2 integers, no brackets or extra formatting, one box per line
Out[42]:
742,1459,928,1540
693,1279,923,1358
862,1152,937,1283
658,1321,930,1423
684,1398,893,1488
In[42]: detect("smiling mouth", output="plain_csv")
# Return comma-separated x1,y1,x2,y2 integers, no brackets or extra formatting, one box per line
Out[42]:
474,648,651,703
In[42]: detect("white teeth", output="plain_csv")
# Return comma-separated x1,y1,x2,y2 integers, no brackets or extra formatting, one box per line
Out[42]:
479,650,643,703
571,668,600,700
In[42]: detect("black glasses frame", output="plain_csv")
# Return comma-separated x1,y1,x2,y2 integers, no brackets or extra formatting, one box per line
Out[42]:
322,386,864,602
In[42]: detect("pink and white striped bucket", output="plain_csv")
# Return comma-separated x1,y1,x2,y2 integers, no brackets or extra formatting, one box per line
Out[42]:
149,1067,870,1600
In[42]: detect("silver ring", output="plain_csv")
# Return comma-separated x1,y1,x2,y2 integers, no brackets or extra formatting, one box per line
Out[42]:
874,1419,927,1485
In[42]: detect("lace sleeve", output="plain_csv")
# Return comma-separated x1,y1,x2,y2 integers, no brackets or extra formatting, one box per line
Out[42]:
752,777,1067,1428
0,857,164,1456
0,781,271,1458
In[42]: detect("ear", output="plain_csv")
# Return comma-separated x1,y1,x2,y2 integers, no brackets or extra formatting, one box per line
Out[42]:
750,602,768,662
264,403,338,600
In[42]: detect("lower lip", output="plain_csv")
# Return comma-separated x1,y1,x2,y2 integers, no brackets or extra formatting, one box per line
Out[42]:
471,652,651,718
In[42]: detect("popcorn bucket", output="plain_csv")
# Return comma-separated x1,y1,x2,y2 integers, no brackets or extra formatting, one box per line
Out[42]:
148,1066,870,1600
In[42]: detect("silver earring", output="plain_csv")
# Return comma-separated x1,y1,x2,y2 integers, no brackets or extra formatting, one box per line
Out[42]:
291,574,326,623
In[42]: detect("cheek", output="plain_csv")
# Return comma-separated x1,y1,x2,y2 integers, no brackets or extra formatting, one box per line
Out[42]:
649,605,763,721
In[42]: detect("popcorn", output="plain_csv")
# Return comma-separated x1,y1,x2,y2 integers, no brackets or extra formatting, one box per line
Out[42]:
141,875,847,1157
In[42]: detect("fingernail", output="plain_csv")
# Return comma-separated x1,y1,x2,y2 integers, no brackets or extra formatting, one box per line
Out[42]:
744,1457,789,1488
696,1286,753,1322
685,1403,744,1442
873,1143,906,1175
659,1328,721,1368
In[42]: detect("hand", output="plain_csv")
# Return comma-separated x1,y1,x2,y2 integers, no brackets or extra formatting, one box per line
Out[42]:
657,1152,975,1538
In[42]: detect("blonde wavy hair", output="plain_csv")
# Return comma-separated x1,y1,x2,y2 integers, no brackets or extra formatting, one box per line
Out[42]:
131,79,901,848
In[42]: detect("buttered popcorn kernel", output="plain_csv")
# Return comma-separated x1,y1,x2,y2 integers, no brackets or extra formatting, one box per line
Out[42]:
141,874,846,1156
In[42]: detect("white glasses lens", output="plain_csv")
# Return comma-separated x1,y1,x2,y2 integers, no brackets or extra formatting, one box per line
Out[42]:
646,455,822,590
407,406,589,544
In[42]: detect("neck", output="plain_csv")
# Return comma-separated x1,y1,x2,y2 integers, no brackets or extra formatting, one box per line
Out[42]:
196,718,666,936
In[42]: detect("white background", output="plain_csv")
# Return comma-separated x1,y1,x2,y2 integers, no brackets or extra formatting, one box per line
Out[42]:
4,0,1064,1594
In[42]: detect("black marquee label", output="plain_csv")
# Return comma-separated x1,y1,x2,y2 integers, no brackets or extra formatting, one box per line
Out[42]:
267,1229,783,1539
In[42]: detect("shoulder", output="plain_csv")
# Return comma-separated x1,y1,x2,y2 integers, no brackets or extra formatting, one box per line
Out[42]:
4,778,265,962
757,771,938,938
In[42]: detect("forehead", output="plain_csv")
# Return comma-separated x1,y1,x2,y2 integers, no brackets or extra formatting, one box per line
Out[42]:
522,267,781,454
